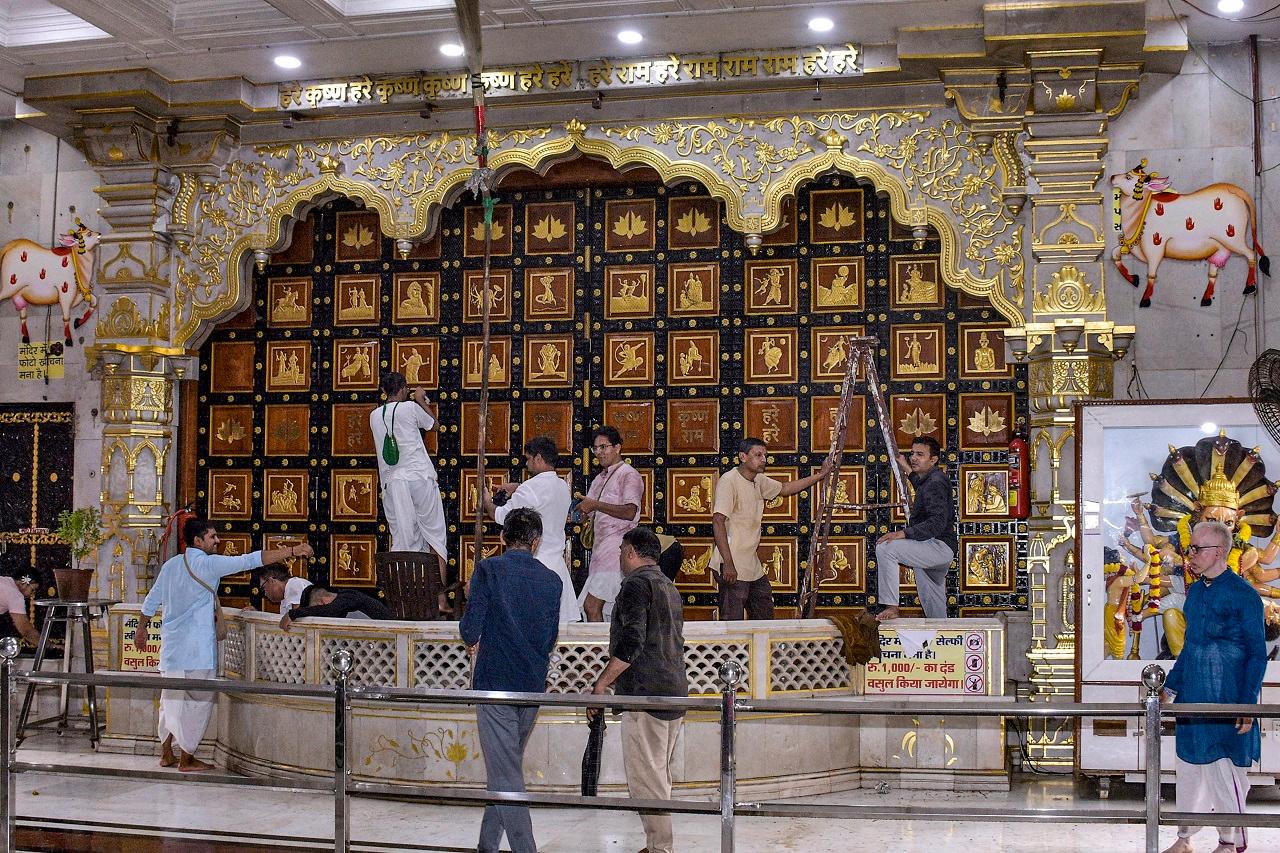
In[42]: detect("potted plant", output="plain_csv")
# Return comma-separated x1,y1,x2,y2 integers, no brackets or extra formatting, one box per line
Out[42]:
54,507,105,602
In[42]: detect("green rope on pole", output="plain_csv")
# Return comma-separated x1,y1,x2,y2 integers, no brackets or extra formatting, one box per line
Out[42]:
482,195,499,224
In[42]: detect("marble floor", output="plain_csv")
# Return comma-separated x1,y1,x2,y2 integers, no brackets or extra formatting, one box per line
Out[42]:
10,733,1280,852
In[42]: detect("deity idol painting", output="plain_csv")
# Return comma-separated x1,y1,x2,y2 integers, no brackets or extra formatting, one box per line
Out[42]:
1105,431,1280,661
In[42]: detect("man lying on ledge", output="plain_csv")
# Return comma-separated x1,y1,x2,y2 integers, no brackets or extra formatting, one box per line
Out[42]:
281,585,392,630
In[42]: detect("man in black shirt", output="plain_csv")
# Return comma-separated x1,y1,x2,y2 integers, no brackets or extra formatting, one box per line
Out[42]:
590,526,688,853
282,585,392,629
874,436,957,621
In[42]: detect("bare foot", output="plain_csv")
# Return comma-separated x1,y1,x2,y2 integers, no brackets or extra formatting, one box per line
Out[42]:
876,607,901,623
177,754,214,773
1211,843,1238,853
1160,839,1192,853
159,736,177,768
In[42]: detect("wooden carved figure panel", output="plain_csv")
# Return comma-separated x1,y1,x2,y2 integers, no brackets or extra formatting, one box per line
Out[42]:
959,324,1012,379
524,334,573,387
667,330,718,385
523,401,574,453
814,466,865,521
264,404,310,456
332,470,378,522
524,268,574,320
265,341,311,392
745,259,797,314
463,269,513,323
604,198,655,253
757,537,798,592
264,534,309,580
334,275,379,326
745,329,798,384
667,262,719,316
391,338,440,390
209,405,253,456
217,533,255,583
605,265,656,319
761,466,798,522
674,537,717,592
960,535,1015,592
745,398,798,452
667,469,719,523
889,257,943,309
666,400,719,455
960,464,1009,521
333,340,378,391
263,470,308,521
811,258,865,313
464,204,514,257
811,326,865,382
818,536,866,593
460,471,506,521
668,196,720,250
601,401,655,454
267,277,311,327
462,336,511,390
462,539,504,585
392,272,440,324
890,325,945,381
604,333,654,386
208,471,251,520
330,535,376,586
525,201,576,255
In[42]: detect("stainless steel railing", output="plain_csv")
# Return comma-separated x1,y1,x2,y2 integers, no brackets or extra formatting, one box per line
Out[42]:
1,639,1278,853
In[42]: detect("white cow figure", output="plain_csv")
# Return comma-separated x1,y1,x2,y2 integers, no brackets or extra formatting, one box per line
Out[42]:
0,219,100,345
1110,160,1269,307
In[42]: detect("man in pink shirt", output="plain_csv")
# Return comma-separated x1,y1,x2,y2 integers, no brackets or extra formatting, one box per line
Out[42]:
577,426,644,621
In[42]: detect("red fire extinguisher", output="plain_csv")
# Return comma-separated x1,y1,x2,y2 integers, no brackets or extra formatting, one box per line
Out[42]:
1007,434,1030,519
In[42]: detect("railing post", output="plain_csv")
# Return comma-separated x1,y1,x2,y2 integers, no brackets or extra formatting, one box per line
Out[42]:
332,649,354,853
718,661,743,853
1141,664,1167,853
0,638,18,853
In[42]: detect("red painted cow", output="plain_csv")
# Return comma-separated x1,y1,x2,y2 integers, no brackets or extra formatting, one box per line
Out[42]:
1110,161,1268,307
0,219,100,345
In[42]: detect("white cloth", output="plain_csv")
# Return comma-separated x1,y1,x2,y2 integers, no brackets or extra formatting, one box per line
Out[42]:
370,401,447,558
158,667,216,756
0,577,25,615
142,547,264,671
369,400,438,482
578,571,624,621
494,470,580,623
1174,755,1252,848
281,577,311,612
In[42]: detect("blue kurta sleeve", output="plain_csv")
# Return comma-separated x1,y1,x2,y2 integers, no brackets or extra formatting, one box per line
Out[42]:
1236,579,1267,704
459,561,489,646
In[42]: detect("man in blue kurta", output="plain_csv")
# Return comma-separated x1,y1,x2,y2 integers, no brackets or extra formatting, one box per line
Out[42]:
1162,520,1266,853
459,507,562,853
132,518,311,772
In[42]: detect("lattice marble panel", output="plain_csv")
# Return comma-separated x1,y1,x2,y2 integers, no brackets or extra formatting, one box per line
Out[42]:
546,644,611,694
685,642,751,695
412,641,472,690
769,638,851,693
256,631,307,683
222,625,246,678
320,636,396,686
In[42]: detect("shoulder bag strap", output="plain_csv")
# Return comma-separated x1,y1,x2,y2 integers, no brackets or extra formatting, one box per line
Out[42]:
182,550,217,595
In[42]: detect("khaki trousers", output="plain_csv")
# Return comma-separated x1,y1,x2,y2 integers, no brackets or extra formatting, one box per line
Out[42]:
622,710,683,853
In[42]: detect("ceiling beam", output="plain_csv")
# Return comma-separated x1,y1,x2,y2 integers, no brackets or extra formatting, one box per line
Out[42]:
49,0,176,42
262,0,352,30
453,0,482,74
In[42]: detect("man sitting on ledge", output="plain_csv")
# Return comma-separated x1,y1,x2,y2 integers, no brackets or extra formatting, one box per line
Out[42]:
281,585,391,630
874,436,957,622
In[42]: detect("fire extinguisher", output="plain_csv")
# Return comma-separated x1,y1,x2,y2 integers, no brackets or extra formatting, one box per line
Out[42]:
1007,434,1030,520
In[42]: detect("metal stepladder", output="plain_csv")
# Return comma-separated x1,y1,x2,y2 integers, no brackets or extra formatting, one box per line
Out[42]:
797,335,911,618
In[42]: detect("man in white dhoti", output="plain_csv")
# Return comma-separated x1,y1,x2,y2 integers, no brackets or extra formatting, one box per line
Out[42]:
370,371,450,614
480,436,580,623
1162,520,1266,853
578,426,643,622
133,518,311,772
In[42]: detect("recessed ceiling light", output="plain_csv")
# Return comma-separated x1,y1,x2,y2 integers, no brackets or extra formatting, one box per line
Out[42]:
440,42,465,57
1201,421,1219,434
273,55,301,70
1217,0,1244,11
809,16,834,32
617,29,643,44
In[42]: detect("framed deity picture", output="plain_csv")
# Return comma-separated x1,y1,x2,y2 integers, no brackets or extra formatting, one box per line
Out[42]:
332,340,379,391
264,341,310,392
524,268,574,321
264,534,310,580
267,277,311,327
744,328,798,384
744,259,798,314
523,401,574,453
462,336,512,390
460,471,506,521
391,338,440,390
605,265,656,320
667,330,719,385
666,469,719,523
333,275,379,326
959,324,1012,379
464,204,514,257
811,326,865,382
668,196,720,250
216,533,255,583
330,535,377,586
809,188,864,244
810,257,864,313
603,332,655,386
603,198,656,253
757,537,798,592
958,392,1014,450
525,201,576,255
461,401,512,456
524,334,574,387
891,394,946,449
815,536,867,593
809,395,866,453
667,262,719,317
814,466,865,521
960,535,1015,593
208,470,251,521
463,269,513,323
959,464,1010,521
392,272,441,325
761,466,798,522
601,401,655,454
331,469,378,522
762,196,797,246
890,325,946,382
334,210,381,262
673,537,717,593
745,398,798,453
666,400,719,455
461,538,505,586
209,341,256,393
263,404,310,456
208,405,254,456
331,403,375,457
263,470,308,521
889,256,944,309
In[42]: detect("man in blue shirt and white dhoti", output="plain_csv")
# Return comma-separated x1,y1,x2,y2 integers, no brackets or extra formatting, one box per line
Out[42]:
1162,520,1267,853
133,518,311,772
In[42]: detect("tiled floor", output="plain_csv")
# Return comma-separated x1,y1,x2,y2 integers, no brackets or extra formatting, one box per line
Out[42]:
11,734,1280,852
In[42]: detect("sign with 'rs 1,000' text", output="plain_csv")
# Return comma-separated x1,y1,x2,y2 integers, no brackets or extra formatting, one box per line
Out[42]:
120,613,162,672
862,627,996,695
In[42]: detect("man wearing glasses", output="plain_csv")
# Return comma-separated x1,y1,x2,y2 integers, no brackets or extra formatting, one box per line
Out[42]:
576,426,643,621
1161,520,1266,853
